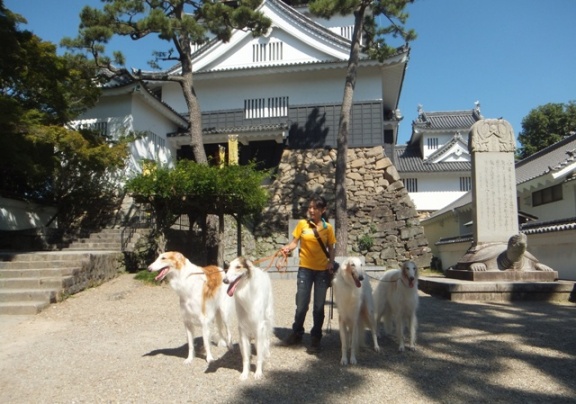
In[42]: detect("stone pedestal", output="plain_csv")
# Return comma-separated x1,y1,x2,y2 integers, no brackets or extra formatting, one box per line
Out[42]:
445,268,558,282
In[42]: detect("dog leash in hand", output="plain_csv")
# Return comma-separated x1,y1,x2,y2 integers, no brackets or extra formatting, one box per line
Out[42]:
253,249,289,273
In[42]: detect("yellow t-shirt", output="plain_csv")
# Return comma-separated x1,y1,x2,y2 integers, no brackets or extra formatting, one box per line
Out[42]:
293,219,336,271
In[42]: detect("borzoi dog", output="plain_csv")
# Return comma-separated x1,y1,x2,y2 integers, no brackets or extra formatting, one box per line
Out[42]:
373,260,419,352
148,251,233,364
223,257,274,380
332,257,380,365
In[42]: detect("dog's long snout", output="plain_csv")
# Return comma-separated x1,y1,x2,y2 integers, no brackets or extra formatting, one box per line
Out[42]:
358,274,364,281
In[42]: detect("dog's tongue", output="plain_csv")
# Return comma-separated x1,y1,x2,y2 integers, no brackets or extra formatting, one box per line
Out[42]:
409,279,415,288
352,274,361,288
155,267,169,281
226,277,242,297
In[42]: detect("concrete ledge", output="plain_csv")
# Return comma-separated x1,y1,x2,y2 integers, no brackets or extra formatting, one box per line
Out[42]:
445,269,558,282
419,276,576,303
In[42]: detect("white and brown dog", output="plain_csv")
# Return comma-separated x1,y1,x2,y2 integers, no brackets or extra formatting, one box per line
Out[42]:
332,257,380,365
373,260,419,352
223,256,274,380
148,251,233,365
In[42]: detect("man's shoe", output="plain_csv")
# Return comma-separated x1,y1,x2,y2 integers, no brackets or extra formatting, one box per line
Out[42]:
285,333,302,346
309,336,321,352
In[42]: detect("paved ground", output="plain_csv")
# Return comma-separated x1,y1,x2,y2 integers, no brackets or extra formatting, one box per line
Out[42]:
0,272,575,403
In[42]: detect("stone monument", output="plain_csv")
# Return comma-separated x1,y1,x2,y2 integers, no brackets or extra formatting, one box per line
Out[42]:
445,119,557,282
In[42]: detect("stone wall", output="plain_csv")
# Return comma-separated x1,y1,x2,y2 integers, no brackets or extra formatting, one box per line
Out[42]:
222,146,432,269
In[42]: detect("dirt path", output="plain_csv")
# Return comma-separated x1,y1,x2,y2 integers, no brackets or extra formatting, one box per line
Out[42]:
1,273,575,403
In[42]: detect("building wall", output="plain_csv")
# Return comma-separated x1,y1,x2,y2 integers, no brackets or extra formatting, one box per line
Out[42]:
518,180,576,222
161,67,383,115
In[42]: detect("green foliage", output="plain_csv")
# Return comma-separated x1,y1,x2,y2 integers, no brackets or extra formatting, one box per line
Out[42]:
517,101,576,159
0,2,126,233
134,269,159,285
127,160,270,217
358,222,377,251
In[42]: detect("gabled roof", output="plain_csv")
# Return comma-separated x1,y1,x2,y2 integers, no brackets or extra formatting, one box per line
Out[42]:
515,133,576,184
394,144,471,173
427,133,470,163
164,0,408,76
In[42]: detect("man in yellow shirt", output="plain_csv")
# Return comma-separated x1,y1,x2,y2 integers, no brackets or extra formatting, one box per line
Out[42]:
282,196,336,352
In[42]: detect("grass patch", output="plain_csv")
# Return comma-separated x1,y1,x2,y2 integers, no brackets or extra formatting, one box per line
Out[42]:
134,269,160,285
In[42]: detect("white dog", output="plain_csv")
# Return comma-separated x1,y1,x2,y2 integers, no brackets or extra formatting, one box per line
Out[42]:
332,257,380,365
148,251,233,364
373,260,419,352
223,256,274,380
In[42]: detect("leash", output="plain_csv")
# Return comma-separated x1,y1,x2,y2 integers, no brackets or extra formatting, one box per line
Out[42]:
253,249,289,273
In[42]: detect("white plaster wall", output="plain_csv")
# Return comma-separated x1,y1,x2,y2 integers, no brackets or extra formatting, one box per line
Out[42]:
162,68,382,114
422,132,458,160
129,96,178,173
527,230,576,280
409,191,467,211
0,197,57,231
518,181,576,222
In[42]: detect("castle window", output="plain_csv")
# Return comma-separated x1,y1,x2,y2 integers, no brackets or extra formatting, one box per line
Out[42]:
253,42,283,62
427,137,439,150
460,177,471,191
244,96,289,119
405,178,418,192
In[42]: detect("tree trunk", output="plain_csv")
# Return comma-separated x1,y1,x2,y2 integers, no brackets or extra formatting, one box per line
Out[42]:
335,7,366,257
180,54,219,263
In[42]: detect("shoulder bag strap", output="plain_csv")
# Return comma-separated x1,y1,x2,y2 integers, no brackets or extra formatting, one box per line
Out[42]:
311,226,330,259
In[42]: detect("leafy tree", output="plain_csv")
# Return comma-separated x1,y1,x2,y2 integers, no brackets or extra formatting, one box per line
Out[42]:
62,0,271,263
306,0,416,255
0,1,128,235
126,161,269,263
517,101,576,159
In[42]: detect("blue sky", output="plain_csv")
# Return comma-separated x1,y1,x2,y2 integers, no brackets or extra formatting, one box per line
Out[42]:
6,0,576,144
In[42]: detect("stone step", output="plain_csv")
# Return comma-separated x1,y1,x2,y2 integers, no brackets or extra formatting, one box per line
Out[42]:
0,301,51,315
65,243,120,250
0,267,78,278
0,276,69,289
0,288,57,302
0,260,81,270
0,252,91,263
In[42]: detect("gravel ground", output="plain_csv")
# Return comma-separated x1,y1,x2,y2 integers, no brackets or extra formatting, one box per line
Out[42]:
1,272,575,404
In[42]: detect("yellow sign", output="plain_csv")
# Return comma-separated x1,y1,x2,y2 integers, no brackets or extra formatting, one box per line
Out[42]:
228,134,239,165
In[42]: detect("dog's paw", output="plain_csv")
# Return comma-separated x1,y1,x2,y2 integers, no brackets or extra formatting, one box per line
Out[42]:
254,370,264,380
350,356,357,365
239,372,249,381
374,345,381,353
205,355,215,363
183,357,194,365
398,345,405,352
406,344,416,351
340,357,349,366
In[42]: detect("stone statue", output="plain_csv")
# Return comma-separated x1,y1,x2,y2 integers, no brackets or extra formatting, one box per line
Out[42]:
456,233,555,272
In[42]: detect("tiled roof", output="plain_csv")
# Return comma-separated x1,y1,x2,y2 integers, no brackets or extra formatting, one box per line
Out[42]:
167,122,289,137
521,217,576,234
412,109,482,131
515,133,576,184
394,144,471,173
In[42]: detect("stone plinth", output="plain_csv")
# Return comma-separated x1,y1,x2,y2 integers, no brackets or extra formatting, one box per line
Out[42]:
419,276,575,302
445,268,558,282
